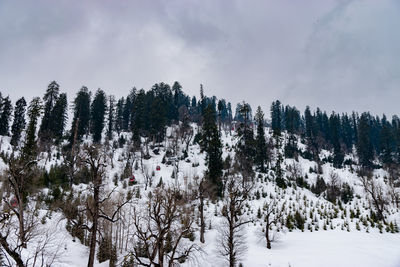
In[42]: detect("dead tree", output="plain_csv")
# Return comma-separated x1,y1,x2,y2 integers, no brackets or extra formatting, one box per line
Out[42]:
3,156,37,248
193,176,208,243
76,144,130,267
262,199,284,249
360,173,389,222
131,187,199,267
218,175,252,267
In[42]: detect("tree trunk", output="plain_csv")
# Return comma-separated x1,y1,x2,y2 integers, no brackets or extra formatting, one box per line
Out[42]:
265,223,271,249
17,192,26,248
229,206,235,267
199,183,205,243
87,183,100,267
0,234,25,267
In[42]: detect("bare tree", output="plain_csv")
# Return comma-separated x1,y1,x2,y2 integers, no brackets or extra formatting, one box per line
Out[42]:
68,144,130,267
262,199,284,249
218,174,252,267
360,171,389,222
130,186,199,267
193,176,207,243
3,156,37,248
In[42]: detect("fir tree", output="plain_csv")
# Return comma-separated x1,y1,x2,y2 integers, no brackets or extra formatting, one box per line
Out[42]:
202,104,223,196
330,112,344,168
106,95,115,140
22,97,42,160
379,115,394,165
254,106,267,172
39,81,60,141
0,96,12,136
51,93,68,142
90,89,107,143
270,100,282,136
115,97,124,135
11,97,27,147
357,113,374,168
275,136,286,188
122,94,133,131
70,86,91,145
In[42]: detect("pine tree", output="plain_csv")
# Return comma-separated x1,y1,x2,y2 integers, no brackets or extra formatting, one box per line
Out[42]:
235,102,255,183
357,113,374,168
70,86,91,145
90,89,107,143
275,136,286,188
379,115,394,165
115,97,124,135
131,89,146,146
122,94,132,131
11,97,27,147
270,100,282,137
0,96,12,136
51,93,68,142
39,81,60,141
22,97,42,160
202,104,223,196
106,95,115,140
254,106,267,172
330,112,344,168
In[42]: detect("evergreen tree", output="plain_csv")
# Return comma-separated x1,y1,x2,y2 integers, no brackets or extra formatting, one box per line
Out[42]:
11,97,27,147
254,106,267,172
51,93,68,142
270,100,283,136
283,105,300,158
202,104,223,196
70,86,91,145
115,97,124,135
131,89,146,146
379,115,394,165
39,81,60,141
22,97,42,160
275,136,286,188
304,106,319,160
122,96,132,131
123,89,136,131
0,96,12,136
330,113,344,167
107,95,115,140
90,89,107,143
235,102,255,182
357,113,374,168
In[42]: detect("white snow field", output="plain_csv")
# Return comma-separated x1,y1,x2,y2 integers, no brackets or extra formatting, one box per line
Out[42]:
59,227,400,267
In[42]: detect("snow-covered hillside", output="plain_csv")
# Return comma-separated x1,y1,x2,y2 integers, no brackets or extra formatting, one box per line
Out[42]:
0,125,399,267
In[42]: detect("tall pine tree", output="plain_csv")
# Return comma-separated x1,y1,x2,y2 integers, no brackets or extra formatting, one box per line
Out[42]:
70,86,91,145
39,81,60,141
106,95,115,140
202,104,223,196
254,106,267,172
90,89,107,143
0,96,12,136
11,97,27,147
51,93,68,142
357,113,374,168
270,100,282,137
22,97,42,160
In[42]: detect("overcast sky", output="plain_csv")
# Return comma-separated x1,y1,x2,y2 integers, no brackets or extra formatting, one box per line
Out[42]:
0,0,399,118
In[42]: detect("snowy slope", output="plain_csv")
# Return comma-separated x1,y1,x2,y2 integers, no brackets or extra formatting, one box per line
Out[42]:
0,125,399,267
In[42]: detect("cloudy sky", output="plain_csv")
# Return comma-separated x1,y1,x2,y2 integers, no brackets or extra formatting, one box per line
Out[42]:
0,0,399,117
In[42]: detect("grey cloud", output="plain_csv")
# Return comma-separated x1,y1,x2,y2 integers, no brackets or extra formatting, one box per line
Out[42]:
0,0,399,118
